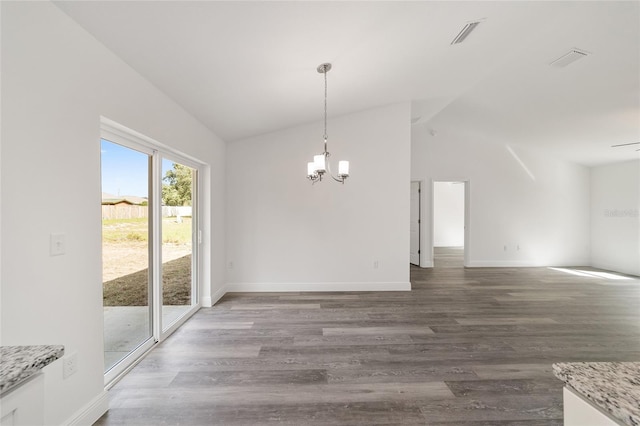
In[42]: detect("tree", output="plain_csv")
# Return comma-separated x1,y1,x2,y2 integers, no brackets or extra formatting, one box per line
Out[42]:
162,163,192,206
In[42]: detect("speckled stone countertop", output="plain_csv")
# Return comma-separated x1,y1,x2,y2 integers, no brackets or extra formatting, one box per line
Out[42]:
0,345,65,394
553,362,640,426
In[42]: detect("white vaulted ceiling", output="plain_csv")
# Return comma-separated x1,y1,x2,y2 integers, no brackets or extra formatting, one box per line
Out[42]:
54,1,639,166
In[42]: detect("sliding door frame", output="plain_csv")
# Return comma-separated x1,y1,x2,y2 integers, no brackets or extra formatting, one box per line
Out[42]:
101,118,205,386
157,153,201,340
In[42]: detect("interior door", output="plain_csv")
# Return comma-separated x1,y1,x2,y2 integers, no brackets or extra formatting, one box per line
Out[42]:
410,181,421,265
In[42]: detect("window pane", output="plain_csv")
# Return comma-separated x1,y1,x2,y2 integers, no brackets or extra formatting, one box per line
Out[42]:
161,158,196,330
101,139,153,373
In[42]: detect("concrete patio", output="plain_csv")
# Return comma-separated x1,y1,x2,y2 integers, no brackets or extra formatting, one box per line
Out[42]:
103,305,192,371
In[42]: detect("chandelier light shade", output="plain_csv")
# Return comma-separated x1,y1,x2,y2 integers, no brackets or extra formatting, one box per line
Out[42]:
307,63,349,184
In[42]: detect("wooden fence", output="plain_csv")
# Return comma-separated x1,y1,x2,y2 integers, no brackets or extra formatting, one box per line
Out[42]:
102,205,148,220
102,205,192,220
162,206,192,218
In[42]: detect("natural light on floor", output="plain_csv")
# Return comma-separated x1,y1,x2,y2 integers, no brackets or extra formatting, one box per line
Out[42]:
549,267,634,280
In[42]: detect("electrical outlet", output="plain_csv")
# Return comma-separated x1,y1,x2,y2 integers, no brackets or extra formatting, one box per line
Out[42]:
373,260,379,269
63,352,78,379
228,261,234,270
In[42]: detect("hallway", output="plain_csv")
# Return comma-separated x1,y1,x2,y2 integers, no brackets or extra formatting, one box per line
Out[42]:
433,246,464,269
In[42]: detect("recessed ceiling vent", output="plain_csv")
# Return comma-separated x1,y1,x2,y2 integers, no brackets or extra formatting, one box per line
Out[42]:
549,48,590,68
451,21,481,45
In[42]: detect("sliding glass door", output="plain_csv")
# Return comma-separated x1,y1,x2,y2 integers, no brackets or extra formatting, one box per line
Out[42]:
101,139,154,375
100,124,201,384
161,158,197,332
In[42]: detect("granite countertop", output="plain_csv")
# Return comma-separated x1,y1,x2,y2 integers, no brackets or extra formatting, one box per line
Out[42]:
0,345,65,394
553,362,640,426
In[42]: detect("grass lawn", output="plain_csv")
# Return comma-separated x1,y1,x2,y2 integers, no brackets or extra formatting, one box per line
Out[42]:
102,217,193,244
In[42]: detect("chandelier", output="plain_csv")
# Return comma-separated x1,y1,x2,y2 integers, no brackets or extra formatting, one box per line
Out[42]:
307,63,349,184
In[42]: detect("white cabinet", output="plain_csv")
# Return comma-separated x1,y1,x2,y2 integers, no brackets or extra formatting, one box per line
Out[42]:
563,387,621,426
0,373,44,426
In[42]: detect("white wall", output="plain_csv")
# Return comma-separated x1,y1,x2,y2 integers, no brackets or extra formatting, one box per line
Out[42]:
1,2,226,424
411,125,590,268
433,182,465,247
590,160,640,276
226,103,411,291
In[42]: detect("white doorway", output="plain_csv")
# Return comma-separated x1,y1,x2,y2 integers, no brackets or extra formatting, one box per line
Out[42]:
410,181,421,266
432,180,469,267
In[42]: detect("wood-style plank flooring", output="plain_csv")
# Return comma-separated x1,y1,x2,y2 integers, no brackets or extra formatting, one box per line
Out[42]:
96,248,640,425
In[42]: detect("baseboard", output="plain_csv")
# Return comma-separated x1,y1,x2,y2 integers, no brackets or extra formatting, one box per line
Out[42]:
64,390,109,426
465,260,591,268
226,282,411,292
466,260,546,267
420,261,434,268
589,261,640,277
201,285,228,307
210,285,228,305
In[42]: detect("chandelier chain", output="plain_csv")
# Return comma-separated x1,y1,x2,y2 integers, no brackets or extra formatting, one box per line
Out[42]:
323,67,328,142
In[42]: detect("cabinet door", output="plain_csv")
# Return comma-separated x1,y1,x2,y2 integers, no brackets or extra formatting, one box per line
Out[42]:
0,373,44,426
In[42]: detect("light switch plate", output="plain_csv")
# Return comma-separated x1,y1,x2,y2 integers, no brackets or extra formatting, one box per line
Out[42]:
50,233,66,256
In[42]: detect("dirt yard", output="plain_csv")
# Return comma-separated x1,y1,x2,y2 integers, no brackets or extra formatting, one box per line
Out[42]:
103,252,192,306
102,242,191,282
102,218,193,306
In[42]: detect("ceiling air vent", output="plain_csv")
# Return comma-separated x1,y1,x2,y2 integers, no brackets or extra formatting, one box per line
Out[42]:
451,21,481,45
549,49,589,68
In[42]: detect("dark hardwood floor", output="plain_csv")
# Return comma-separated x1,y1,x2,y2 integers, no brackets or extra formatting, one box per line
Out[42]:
96,249,640,425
